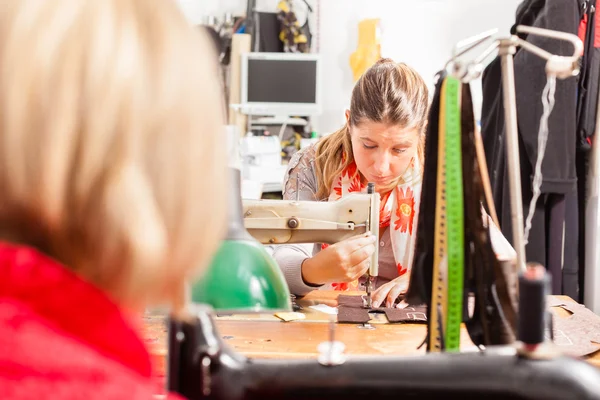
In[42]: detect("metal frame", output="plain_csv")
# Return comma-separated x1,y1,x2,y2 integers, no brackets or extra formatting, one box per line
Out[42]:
585,84,600,313
446,25,583,274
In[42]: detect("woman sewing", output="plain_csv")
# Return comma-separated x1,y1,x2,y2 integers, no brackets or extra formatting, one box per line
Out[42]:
273,59,429,309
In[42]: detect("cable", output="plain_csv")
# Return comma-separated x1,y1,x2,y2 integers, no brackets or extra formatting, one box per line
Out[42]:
523,75,557,245
278,122,288,141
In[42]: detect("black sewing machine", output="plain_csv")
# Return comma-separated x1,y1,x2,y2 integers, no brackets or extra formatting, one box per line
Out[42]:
167,303,600,400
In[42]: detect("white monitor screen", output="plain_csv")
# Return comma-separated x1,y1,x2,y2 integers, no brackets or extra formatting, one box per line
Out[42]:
240,53,321,116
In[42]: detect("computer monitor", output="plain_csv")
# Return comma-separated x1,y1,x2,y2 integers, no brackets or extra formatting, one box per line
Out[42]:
239,52,321,117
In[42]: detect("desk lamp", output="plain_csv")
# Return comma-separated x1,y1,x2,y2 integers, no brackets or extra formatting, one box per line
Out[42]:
190,126,291,313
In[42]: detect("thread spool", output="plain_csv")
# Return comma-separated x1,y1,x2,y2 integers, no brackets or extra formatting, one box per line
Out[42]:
517,263,551,352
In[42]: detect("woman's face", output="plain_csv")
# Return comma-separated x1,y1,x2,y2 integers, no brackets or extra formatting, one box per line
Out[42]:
347,111,420,193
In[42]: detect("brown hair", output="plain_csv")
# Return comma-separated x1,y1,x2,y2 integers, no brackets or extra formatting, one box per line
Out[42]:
0,0,228,313
315,59,429,200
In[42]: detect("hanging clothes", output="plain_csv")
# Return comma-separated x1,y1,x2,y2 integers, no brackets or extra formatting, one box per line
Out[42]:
575,0,600,302
480,0,583,295
576,0,600,151
407,71,518,350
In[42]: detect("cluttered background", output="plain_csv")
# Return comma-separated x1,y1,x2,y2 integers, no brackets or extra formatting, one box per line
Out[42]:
178,0,522,198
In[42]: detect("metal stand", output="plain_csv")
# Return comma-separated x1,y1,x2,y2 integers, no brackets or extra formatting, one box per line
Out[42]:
244,0,256,40
499,39,527,273
584,87,600,313
448,26,582,275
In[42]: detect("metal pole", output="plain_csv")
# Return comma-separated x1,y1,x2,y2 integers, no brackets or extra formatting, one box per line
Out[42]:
499,38,527,274
584,85,600,313
245,0,256,50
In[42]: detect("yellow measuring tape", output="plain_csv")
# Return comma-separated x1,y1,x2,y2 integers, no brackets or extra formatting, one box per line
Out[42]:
429,77,448,352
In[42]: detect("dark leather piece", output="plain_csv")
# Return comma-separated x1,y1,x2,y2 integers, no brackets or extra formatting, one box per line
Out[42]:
383,306,428,323
337,295,364,306
337,307,370,323
337,295,427,324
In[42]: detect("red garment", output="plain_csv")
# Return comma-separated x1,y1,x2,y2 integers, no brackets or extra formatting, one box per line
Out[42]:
0,242,183,399
578,8,600,52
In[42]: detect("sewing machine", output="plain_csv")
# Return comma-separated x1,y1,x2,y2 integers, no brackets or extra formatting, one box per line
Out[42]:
167,304,600,400
242,187,380,307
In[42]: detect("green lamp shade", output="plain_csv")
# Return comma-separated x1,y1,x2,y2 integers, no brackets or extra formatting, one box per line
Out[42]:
191,239,292,313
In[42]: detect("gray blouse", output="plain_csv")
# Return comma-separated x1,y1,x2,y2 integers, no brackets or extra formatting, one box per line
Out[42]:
269,144,398,296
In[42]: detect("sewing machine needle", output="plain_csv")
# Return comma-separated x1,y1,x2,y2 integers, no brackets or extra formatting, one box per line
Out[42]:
365,275,374,308
365,182,377,309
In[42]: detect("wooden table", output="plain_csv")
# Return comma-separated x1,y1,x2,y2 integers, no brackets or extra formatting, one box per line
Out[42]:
143,291,600,378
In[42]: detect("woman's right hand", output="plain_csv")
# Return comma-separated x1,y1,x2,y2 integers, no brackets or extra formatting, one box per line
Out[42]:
301,233,377,286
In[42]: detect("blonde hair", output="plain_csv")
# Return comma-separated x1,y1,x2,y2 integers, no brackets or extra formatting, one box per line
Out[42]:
0,0,228,312
315,59,429,200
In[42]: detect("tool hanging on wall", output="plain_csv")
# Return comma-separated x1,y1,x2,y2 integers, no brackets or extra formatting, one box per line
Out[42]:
276,0,309,53
299,0,313,50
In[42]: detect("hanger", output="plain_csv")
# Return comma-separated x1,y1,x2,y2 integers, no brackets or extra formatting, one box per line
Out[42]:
444,28,497,81
446,25,583,83
299,0,313,13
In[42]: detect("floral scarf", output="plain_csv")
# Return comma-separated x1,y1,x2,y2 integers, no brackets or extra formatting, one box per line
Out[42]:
321,157,422,291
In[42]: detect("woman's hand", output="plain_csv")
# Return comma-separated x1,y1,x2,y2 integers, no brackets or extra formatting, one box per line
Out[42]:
372,274,410,308
301,233,377,286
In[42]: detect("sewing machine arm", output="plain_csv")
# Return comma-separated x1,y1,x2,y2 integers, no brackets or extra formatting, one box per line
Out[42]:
242,193,374,245
168,309,600,400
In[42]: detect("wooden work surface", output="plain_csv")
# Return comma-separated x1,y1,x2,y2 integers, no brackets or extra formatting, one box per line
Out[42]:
143,291,600,377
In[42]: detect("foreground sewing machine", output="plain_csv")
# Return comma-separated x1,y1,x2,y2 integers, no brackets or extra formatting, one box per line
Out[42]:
168,289,600,400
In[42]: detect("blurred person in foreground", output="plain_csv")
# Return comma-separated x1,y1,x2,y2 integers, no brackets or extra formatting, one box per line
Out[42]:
0,0,227,398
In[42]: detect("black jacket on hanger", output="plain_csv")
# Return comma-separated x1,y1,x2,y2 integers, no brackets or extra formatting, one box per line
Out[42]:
480,0,583,296
576,0,599,151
